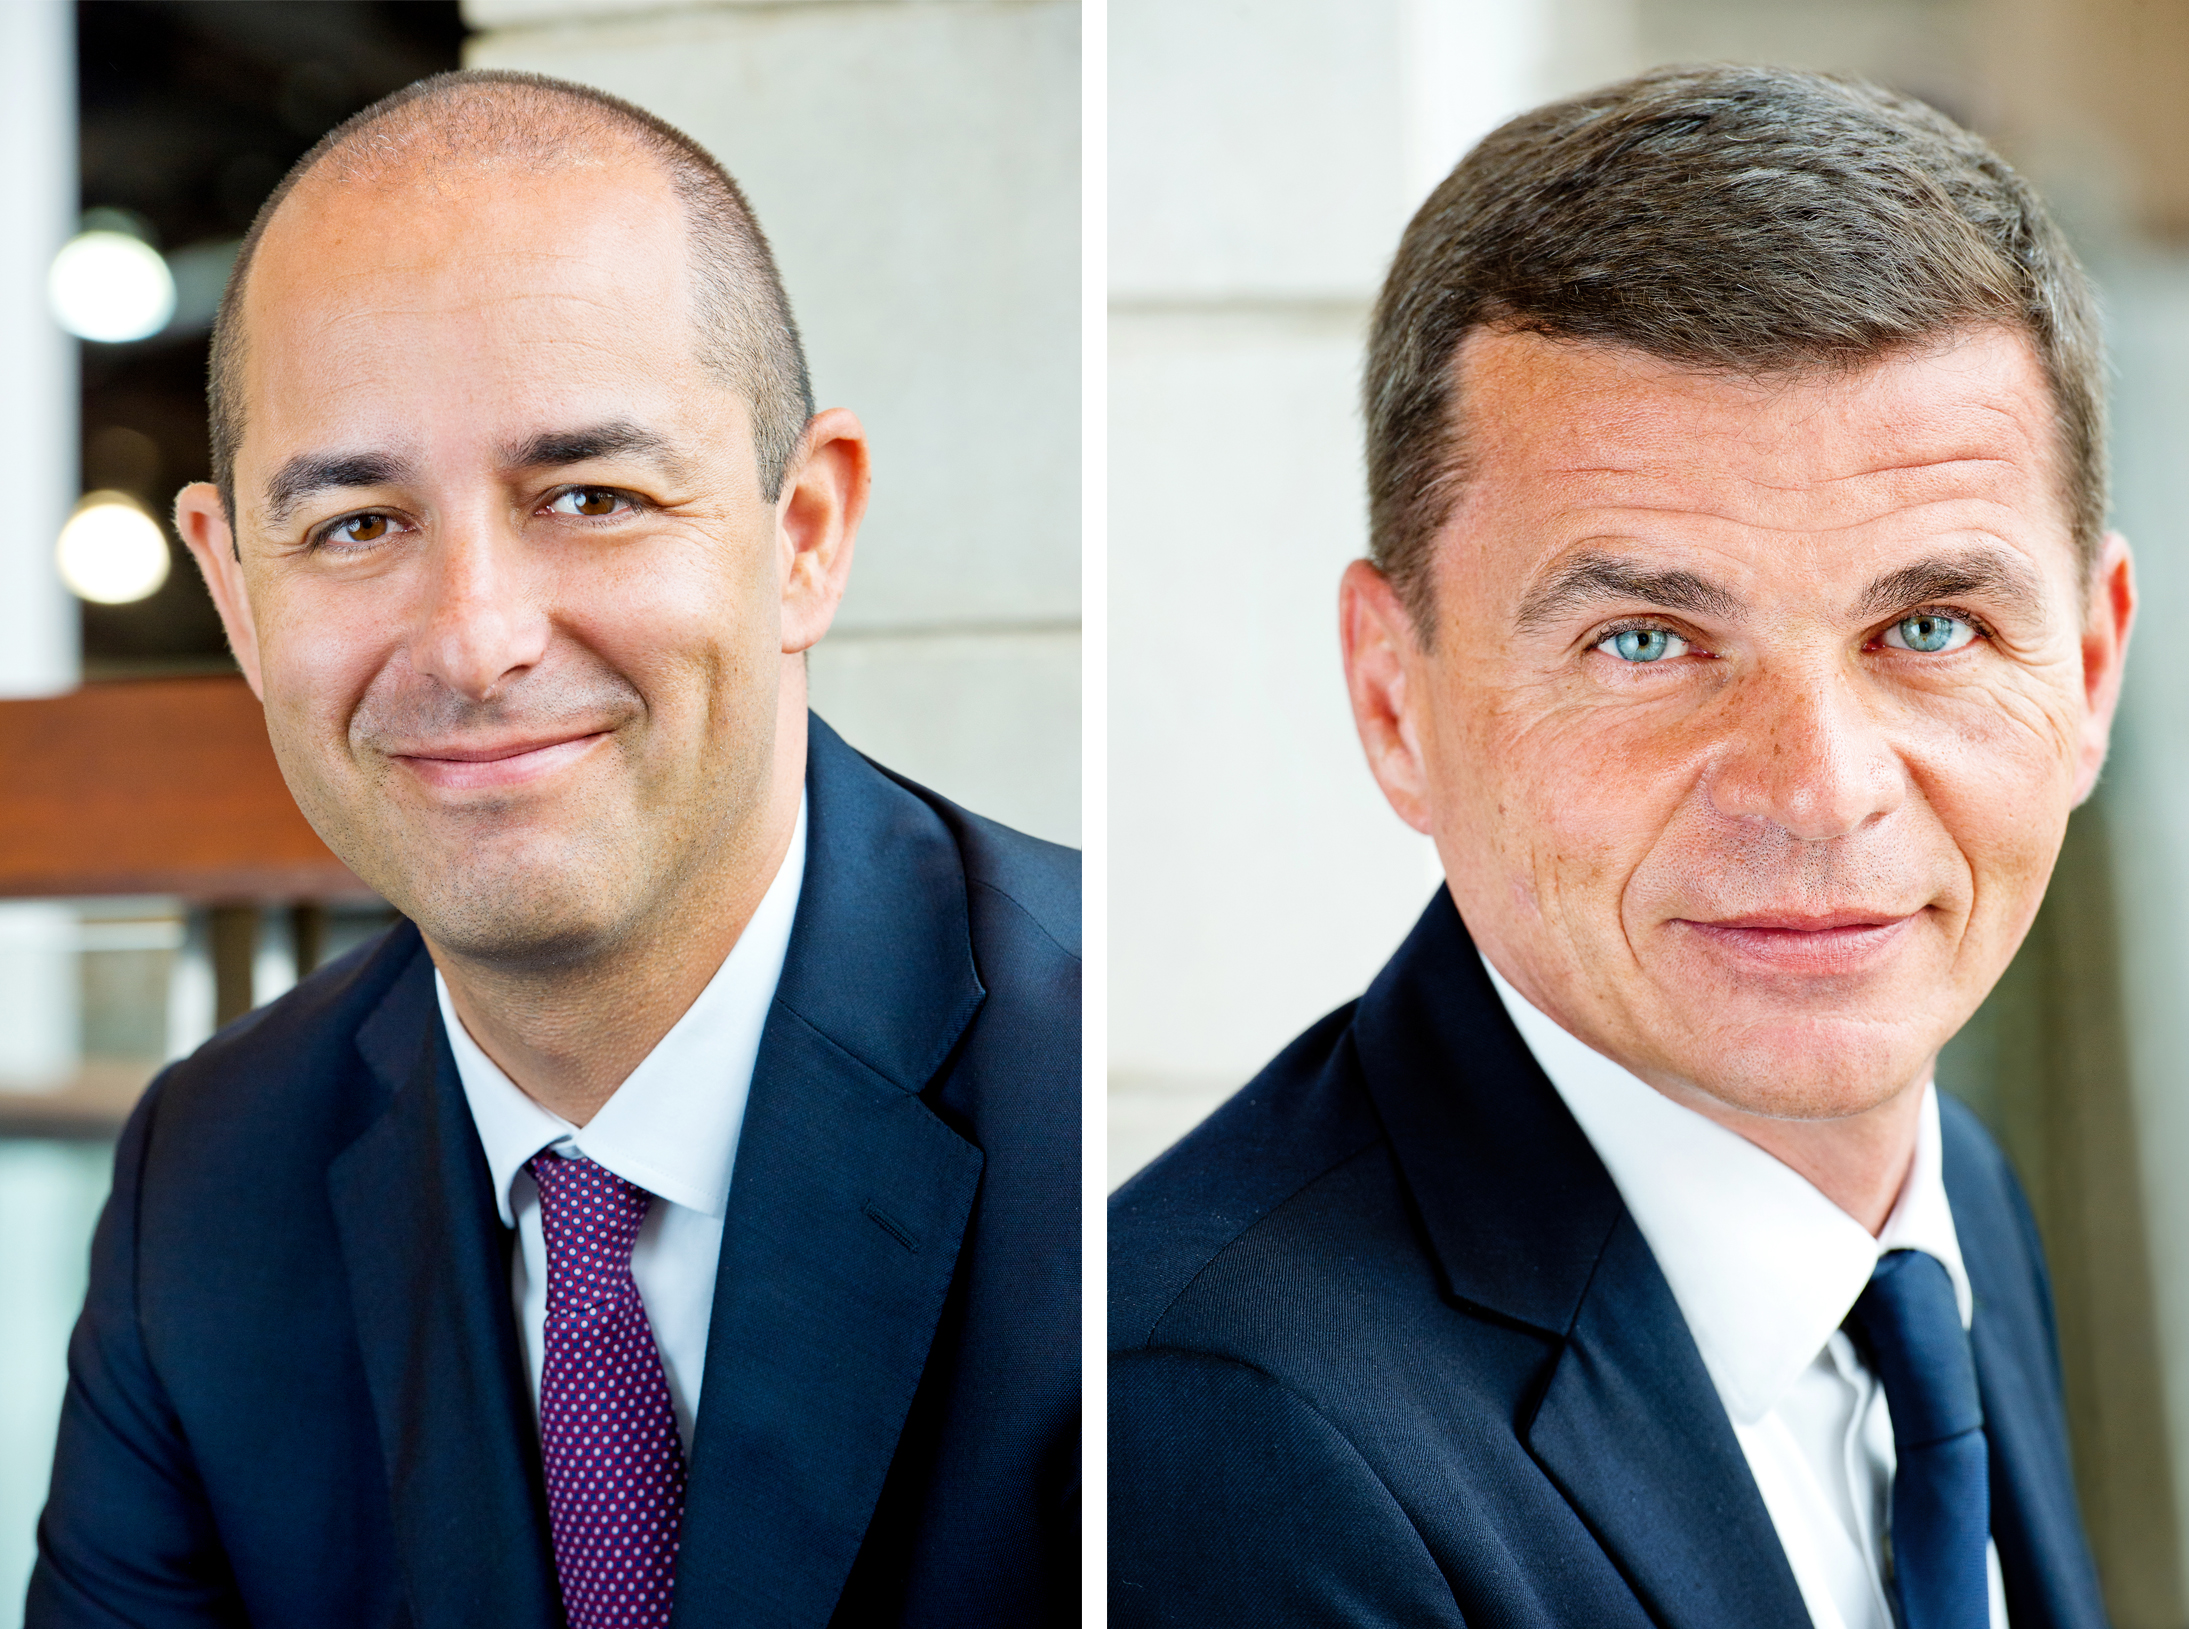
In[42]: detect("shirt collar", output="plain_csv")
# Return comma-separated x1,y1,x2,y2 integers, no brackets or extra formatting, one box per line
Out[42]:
1481,954,1973,1424
440,792,808,1227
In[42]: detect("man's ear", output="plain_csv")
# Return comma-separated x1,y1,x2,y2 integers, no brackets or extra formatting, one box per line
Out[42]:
777,408,870,655
2072,529,2137,806
174,482,266,699
1340,558,1435,834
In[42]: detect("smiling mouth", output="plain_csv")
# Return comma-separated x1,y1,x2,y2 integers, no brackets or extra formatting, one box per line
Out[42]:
389,730,611,792
1671,910,1921,974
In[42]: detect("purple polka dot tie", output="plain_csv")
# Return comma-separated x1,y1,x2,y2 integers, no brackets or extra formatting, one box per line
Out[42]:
528,1151,686,1629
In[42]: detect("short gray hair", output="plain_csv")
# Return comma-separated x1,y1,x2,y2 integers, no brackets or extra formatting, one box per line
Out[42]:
210,69,813,528
1365,63,2106,642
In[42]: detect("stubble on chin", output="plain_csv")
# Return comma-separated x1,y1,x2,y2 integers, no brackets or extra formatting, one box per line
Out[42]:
272,660,659,965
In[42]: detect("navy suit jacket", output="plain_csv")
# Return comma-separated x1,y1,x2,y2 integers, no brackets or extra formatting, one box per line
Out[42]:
1110,891,2107,1628
32,716,1079,1628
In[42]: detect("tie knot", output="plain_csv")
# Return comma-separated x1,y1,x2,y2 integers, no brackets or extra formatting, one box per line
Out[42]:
527,1151,654,1314
1844,1248,1983,1448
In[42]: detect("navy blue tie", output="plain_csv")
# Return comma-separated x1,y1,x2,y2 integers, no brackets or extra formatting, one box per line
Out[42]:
1844,1250,1990,1629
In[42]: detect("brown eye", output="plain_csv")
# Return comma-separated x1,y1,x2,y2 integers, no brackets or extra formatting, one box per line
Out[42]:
554,487,624,517
329,514,390,545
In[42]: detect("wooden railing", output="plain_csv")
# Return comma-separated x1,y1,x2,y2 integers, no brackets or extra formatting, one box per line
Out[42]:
0,675,377,1135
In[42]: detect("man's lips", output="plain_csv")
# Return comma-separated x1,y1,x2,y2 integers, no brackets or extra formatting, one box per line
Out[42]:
388,730,611,791
1670,909,1922,974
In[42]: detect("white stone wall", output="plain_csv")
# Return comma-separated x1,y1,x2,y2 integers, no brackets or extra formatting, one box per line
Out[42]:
0,7,81,1617
1107,0,1628,1184
465,0,1081,845
0,0,81,1093
0,0,75,704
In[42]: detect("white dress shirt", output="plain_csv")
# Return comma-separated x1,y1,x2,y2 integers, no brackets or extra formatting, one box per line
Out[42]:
437,794,807,1453
1482,957,2009,1629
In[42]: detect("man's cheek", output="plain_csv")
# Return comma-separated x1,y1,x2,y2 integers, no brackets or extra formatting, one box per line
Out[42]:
1532,734,1684,852
1507,789,1650,944
1911,724,2074,892
1912,677,2081,782
1950,807,2067,949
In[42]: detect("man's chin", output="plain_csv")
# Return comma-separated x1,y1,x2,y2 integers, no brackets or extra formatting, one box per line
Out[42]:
416,907,627,973
1651,1014,1936,1125
354,847,642,974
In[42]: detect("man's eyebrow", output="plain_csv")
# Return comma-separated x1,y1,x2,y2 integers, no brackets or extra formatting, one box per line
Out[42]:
1854,547,2047,621
265,451,416,529
500,422,689,477
1516,551,1743,630
261,426,692,529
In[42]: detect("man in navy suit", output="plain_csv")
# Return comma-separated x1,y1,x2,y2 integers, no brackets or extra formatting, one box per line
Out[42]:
32,70,1076,1628
1112,66,2130,1627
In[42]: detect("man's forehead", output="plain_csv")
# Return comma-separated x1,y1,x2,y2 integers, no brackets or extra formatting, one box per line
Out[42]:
1451,326,2069,529
233,158,709,465
281,105,665,213
254,152,682,304
1465,324,2048,432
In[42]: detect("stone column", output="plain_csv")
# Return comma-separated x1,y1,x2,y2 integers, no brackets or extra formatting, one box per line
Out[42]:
0,0,82,1096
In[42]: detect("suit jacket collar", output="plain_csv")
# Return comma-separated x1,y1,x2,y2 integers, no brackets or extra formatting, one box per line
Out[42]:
1350,890,1625,1334
769,716,986,1092
332,928,562,1629
1352,891,1811,1628
672,715,987,1627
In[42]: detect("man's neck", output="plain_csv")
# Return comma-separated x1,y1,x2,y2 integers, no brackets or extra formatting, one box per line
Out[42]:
1648,1070,1930,1236
430,761,805,1129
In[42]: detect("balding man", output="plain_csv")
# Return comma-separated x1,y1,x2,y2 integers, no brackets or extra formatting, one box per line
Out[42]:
31,71,1077,1629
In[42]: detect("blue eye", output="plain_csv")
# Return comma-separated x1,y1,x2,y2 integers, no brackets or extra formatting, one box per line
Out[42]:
1600,627,1689,663
1883,613,1975,654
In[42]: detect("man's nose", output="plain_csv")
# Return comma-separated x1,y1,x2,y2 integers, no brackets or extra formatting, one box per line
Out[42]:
408,513,550,703
1703,663,1906,843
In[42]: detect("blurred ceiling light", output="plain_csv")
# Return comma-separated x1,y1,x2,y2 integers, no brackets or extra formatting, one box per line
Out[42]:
48,230,177,343
57,493,171,605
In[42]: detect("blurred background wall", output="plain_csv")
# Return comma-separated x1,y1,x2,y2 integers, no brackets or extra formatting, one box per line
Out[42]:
0,2,1077,1620
1109,0,2189,1620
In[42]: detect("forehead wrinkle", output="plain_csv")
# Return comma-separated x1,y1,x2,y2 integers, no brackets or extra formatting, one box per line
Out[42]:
1829,452,2026,482
1542,500,1983,543
1741,450,2028,487
1539,457,2046,543
1546,447,2029,490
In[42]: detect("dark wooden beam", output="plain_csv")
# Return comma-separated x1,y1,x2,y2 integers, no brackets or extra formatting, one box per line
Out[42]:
0,676,373,902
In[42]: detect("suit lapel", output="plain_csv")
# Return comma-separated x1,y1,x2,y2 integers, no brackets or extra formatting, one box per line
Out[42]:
1524,1218,1813,1629
672,717,986,1628
1942,1106,2109,1629
1355,893,1809,1629
327,932,560,1629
